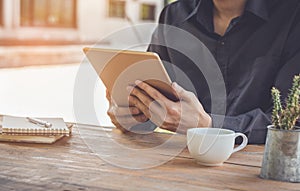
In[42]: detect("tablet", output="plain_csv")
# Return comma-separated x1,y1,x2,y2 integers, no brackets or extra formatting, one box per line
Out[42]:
83,47,178,106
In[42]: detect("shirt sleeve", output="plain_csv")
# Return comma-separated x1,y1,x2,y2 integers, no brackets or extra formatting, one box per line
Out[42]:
211,110,271,144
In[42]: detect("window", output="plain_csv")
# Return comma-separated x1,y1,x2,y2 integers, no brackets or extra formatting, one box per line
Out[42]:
20,0,77,28
108,0,126,18
140,4,156,21
0,0,3,26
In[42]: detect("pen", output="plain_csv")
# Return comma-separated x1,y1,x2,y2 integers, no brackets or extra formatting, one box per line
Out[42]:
26,117,52,128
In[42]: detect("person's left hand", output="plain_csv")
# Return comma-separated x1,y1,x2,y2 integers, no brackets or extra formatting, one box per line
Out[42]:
127,80,212,134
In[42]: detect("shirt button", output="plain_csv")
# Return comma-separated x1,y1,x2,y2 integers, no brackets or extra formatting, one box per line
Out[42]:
218,40,225,45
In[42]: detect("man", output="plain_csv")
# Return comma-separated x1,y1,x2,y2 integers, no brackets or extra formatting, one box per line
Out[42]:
107,0,300,144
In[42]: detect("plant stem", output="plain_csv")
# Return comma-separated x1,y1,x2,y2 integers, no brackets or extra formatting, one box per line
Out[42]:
271,87,283,129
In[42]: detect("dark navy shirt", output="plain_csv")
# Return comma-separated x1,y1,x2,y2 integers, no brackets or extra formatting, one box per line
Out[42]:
144,0,300,144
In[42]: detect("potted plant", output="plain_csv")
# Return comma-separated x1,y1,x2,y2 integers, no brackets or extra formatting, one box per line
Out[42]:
260,74,300,182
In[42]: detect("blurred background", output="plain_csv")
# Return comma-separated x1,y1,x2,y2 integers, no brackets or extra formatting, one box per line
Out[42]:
0,0,177,126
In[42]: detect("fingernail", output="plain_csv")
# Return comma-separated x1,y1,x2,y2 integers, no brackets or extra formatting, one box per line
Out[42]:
172,82,178,88
128,95,132,102
135,80,142,85
132,107,139,114
126,86,133,92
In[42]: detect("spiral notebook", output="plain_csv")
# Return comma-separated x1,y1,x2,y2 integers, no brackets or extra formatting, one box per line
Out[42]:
2,115,70,136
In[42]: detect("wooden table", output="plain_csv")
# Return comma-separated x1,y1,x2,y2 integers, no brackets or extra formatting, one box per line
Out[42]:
0,123,298,191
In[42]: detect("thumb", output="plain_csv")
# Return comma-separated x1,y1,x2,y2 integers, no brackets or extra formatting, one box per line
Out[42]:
106,89,117,106
106,89,111,101
172,82,192,101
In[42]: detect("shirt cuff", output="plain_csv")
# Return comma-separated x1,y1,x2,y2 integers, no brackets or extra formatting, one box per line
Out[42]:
210,114,243,132
129,120,157,133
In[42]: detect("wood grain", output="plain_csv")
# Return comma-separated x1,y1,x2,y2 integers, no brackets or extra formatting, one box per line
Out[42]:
0,123,298,191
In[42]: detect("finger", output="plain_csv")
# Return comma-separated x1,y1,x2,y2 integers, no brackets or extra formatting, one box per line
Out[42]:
172,82,194,101
109,112,133,127
129,85,176,125
129,95,152,119
108,106,141,117
106,89,118,106
130,95,168,129
127,93,149,115
112,114,147,128
159,125,178,134
111,116,135,130
129,107,143,116
130,83,171,116
128,85,155,109
128,94,140,107
132,114,148,123
115,125,129,133
133,80,172,106
106,89,111,101
108,109,148,133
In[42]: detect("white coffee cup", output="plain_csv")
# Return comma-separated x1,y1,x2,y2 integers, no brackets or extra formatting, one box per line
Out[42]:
187,128,248,166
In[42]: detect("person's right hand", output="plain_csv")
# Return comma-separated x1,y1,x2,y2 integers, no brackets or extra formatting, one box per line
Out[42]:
106,90,149,132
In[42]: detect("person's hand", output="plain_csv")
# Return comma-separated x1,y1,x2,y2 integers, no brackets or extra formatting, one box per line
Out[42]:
106,90,148,132
127,81,212,134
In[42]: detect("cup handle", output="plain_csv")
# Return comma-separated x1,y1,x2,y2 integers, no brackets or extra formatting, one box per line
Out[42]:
232,133,248,154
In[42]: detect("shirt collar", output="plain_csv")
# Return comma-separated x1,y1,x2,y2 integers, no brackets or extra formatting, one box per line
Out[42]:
245,0,269,21
181,0,269,26
183,0,206,23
